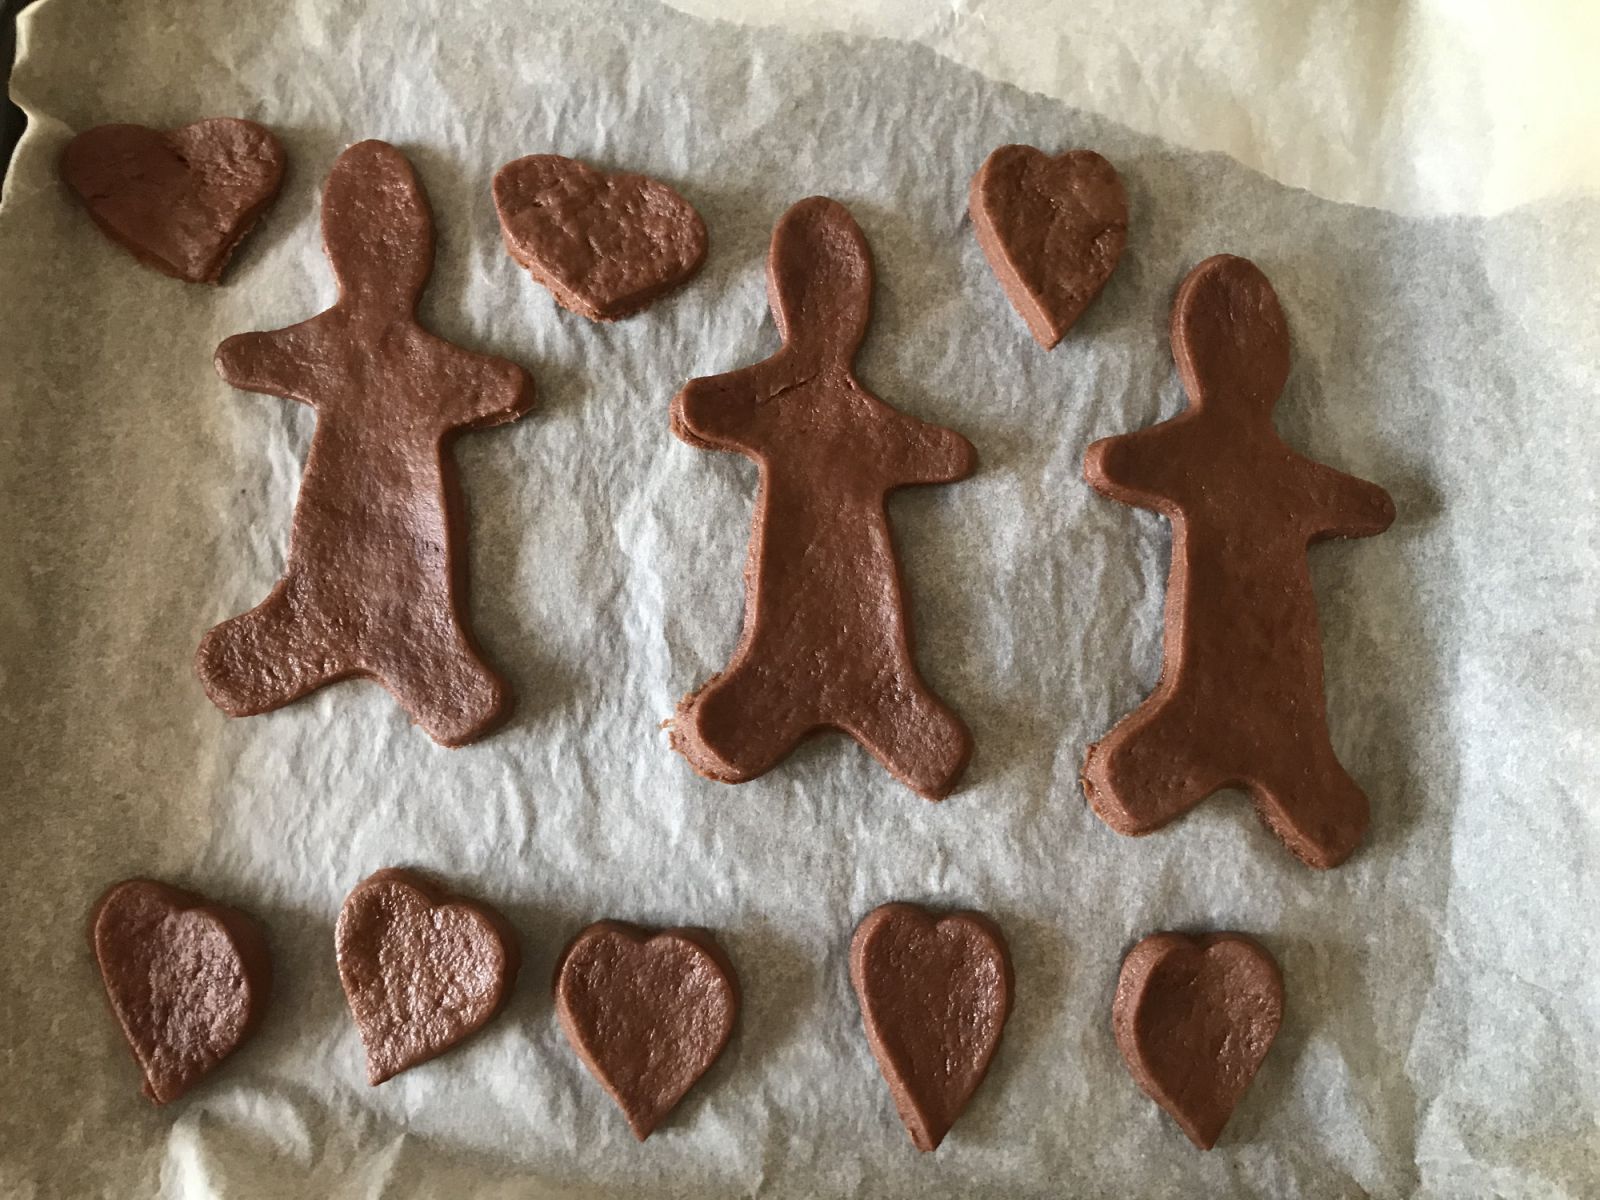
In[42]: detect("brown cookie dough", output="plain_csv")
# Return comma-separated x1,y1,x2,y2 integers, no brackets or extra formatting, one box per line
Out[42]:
89,879,272,1104
554,921,739,1140
849,903,1014,1151
1082,254,1395,868
493,155,706,320
59,119,285,284
669,196,976,800
335,869,520,1085
197,140,535,747
968,145,1127,349
1113,932,1284,1150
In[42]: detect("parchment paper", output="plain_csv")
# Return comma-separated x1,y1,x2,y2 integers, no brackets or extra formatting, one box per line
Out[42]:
1,0,1596,1196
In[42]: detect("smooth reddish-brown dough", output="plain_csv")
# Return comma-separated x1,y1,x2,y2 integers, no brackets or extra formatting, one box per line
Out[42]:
1113,932,1283,1150
335,869,520,1085
669,197,976,800
968,145,1127,349
849,903,1013,1151
554,921,739,1140
1082,254,1395,868
59,119,285,284
89,879,272,1104
197,140,535,747
493,155,706,320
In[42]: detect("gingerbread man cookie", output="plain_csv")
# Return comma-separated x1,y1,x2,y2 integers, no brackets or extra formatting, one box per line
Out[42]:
1083,255,1395,868
197,141,535,747
669,197,976,800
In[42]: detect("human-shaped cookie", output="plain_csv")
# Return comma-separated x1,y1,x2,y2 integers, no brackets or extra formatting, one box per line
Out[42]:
669,197,976,800
198,141,535,746
1082,255,1395,868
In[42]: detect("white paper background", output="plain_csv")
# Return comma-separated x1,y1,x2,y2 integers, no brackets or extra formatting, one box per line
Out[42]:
1,0,1597,1197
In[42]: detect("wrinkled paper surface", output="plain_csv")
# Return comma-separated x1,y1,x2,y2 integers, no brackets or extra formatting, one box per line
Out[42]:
1,0,1597,1196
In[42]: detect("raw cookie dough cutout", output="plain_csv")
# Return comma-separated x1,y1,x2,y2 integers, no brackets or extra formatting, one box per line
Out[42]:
197,140,536,747
1113,931,1283,1149
1083,254,1395,868
554,921,739,1140
90,879,272,1104
850,902,1014,1151
668,196,976,800
60,119,285,284
968,144,1127,349
336,868,521,1084
493,154,706,320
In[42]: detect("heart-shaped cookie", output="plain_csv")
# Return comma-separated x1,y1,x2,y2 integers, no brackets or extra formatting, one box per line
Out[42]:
335,869,521,1085
493,155,707,321
60,119,286,284
554,921,739,1140
968,144,1127,349
849,903,1014,1151
1113,932,1284,1149
90,879,272,1104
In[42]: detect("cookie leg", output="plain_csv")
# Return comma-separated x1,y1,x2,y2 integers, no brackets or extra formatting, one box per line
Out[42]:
847,685,971,800
1080,698,1227,836
195,583,350,716
671,667,815,784
1250,748,1371,869
376,633,508,748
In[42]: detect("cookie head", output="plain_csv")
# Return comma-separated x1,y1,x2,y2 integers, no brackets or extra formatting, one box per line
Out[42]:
323,140,434,310
1172,255,1290,413
766,196,873,359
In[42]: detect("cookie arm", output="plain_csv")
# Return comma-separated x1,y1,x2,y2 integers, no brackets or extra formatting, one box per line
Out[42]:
447,352,537,431
671,365,772,453
1082,420,1189,511
882,413,976,486
1299,460,1396,541
214,323,324,405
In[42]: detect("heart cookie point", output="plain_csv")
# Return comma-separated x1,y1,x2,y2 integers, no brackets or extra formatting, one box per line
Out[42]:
335,869,520,1085
493,155,707,321
60,119,285,284
554,921,740,1140
90,879,272,1104
850,903,1014,1152
1113,932,1284,1150
969,144,1127,349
